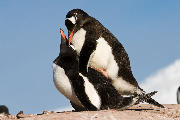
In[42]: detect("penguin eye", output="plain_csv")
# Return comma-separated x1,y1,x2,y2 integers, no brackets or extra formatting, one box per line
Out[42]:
65,19,75,32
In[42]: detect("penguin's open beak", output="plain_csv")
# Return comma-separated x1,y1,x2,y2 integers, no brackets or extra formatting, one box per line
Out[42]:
60,28,69,45
68,30,74,45
60,28,73,45
60,29,66,40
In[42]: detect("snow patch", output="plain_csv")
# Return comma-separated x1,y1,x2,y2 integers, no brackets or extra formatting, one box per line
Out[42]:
140,59,180,104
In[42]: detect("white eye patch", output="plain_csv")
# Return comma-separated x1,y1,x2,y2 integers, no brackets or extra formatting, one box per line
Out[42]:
66,16,76,24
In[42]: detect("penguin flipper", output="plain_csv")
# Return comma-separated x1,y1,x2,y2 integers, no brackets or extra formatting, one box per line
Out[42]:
79,30,98,75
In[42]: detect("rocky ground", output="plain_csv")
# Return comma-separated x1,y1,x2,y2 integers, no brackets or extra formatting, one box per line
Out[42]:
0,104,180,120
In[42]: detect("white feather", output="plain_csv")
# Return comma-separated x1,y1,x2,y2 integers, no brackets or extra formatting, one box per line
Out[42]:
88,38,118,78
66,16,76,24
71,28,86,55
53,63,83,107
70,45,76,50
112,77,139,95
79,73,101,109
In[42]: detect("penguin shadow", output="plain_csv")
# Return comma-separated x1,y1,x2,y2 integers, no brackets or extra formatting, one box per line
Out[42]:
66,108,154,112
126,108,154,111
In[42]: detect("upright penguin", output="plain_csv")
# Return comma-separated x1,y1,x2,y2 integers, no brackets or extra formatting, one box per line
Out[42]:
65,9,143,95
53,29,84,111
53,29,146,111
177,86,180,104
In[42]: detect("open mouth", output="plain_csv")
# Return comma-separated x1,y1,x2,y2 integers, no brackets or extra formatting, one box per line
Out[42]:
68,30,74,45
59,28,74,45
60,29,66,40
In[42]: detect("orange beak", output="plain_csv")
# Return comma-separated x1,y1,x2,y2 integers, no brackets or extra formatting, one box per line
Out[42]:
68,30,74,45
60,28,66,41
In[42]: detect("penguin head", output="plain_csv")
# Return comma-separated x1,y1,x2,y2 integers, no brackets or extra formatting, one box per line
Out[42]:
54,28,78,68
65,9,89,36
59,29,77,58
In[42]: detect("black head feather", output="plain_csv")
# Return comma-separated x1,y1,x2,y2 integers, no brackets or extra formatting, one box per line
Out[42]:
65,9,89,35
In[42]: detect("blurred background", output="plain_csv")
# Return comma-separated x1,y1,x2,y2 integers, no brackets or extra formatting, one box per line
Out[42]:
0,0,180,114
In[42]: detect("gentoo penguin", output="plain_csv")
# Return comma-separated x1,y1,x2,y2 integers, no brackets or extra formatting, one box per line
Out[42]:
53,29,144,111
65,9,164,108
0,105,9,115
53,29,85,111
65,9,149,96
177,86,180,104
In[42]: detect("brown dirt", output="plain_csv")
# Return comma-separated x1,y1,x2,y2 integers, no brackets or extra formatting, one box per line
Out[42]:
1,104,180,120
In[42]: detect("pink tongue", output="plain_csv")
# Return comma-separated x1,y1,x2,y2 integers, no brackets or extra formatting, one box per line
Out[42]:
91,66,109,78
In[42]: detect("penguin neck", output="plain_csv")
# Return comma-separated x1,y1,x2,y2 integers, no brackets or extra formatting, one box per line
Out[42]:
61,59,79,80
54,52,79,81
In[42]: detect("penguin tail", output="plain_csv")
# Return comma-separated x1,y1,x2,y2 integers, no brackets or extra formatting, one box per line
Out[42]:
134,91,164,108
145,97,165,108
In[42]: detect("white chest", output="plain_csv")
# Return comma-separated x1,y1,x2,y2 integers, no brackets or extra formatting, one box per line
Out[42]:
88,38,119,78
72,29,119,78
71,28,86,55
53,63,83,107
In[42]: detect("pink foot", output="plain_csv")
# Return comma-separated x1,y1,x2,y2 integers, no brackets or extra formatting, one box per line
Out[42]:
91,66,109,78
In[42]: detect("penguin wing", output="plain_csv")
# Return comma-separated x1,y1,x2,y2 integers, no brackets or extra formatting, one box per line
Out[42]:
70,73,99,111
79,30,98,75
